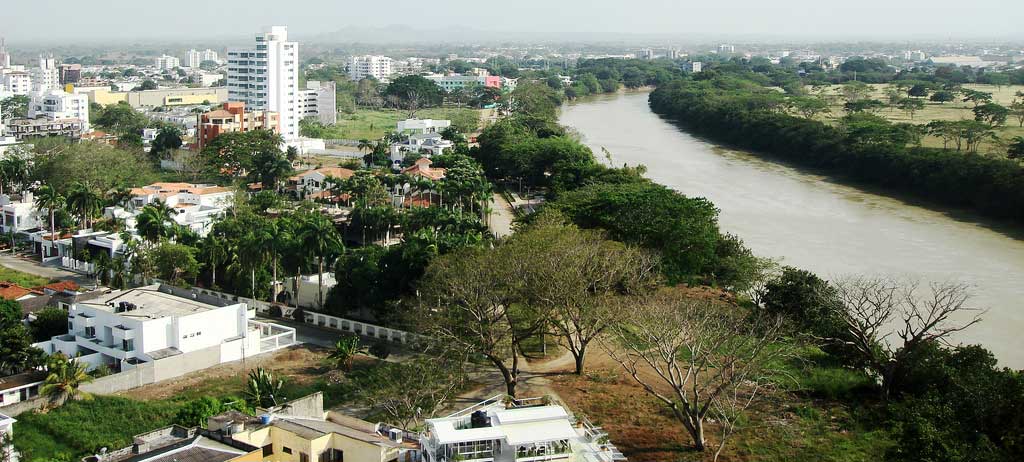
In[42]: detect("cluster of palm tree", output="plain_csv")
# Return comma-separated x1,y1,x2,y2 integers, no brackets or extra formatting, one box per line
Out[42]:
0,155,31,196
31,182,137,251
200,208,343,310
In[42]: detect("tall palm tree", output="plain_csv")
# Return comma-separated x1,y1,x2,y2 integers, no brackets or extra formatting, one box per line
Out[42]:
297,213,343,309
34,185,65,255
135,203,174,243
65,182,102,230
201,234,229,289
106,186,133,209
357,139,373,154
40,354,93,406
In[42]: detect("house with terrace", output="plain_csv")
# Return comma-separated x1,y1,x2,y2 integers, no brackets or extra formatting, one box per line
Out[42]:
127,182,235,237
33,284,295,378
421,396,626,462
389,133,454,168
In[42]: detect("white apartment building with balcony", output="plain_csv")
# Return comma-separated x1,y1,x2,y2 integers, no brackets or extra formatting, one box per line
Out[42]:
1,69,31,96
187,49,220,68
227,26,301,140
348,55,393,82
421,396,627,462
30,56,59,92
34,284,295,375
155,55,181,70
28,88,90,132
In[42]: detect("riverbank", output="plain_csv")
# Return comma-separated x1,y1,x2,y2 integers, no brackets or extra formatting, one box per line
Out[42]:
560,91,1024,369
648,79,1024,227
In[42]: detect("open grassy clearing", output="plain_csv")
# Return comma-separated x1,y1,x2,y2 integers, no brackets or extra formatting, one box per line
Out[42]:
815,83,1024,155
0,265,53,287
311,107,484,140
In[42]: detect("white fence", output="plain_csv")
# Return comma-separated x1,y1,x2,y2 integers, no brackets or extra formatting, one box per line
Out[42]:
187,286,425,346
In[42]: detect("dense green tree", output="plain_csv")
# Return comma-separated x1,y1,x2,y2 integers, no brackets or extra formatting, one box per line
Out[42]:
973,102,1010,126
30,307,71,342
929,90,956,104
149,126,182,159
382,75,443,112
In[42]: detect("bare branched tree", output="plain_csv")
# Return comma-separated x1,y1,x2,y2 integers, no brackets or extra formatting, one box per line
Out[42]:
604,289,788,452
829,276,983,397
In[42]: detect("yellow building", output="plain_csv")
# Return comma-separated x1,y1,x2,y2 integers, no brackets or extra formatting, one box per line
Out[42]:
208,393,419,462
83,87,228,108
94,425,264,462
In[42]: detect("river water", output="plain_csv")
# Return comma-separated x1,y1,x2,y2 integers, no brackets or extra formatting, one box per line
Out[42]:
560,91,1024,368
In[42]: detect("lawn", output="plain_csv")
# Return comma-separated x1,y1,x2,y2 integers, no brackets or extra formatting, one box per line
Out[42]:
305,107,484,141
0,265,53,288
816,83,1024,156
12,347,392,462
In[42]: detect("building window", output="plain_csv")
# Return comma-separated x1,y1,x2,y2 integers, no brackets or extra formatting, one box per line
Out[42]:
262,444,273,457
84,326,95,338
300,453,309,462
122,338,134,351
283,447,292,454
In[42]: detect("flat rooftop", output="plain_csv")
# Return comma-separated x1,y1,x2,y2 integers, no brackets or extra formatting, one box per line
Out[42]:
80,285,224,319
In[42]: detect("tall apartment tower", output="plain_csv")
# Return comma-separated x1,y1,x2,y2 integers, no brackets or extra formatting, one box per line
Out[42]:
31,56,59,92
187,49,202,68
227,26,300,140
0,38,10,68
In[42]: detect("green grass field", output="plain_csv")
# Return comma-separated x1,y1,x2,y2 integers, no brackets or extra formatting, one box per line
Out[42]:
308,107,484,141
817,83,1024,156
0,265,53,288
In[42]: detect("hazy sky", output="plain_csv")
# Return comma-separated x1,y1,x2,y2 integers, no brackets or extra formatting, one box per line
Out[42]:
3,0,1021,43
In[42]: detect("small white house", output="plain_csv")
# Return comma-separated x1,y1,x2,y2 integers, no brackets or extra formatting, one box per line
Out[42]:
1,192,42,234
288,167,355,199
128,182,235,236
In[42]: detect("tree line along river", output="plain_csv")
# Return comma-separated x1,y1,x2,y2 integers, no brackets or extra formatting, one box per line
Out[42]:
559,90,1024,368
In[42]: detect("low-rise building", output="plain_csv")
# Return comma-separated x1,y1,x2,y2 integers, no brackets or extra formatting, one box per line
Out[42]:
0,371,44,408
85,425,262,462
127,182,235,236
425,73,502,93
401,157,447,181
84,87,228,109
397,118,451,135
421,396,626,462
288,167,355,199
34,284,295,374
197,102,280,150
209,392,420,462
390,134,453,167
6,116,85,140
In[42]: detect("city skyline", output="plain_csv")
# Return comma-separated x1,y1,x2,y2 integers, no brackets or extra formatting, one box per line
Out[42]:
2,0,1022,43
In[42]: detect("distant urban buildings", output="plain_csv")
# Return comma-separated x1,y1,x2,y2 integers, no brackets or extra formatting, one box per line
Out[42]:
639,48,654,59
186,48,220,68
691,61,703,73
58,63,81,84
424,72,502,92
668,49,681,59
348,55,393,82
227,26,301,140
154,54,181,70
718,44,736,54
0,38,9,68
0,69,31,95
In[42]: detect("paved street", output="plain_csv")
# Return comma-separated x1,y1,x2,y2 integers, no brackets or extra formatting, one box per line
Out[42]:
489,193,516,238
0,252,93,285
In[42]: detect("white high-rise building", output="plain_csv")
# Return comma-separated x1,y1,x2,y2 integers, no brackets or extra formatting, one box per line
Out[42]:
347,55,393,82
28,88,90,132
0,38,10,68
187,49,202,68
200,49,219,63
31,56,59,93
155,55,181,70
227,26,300,140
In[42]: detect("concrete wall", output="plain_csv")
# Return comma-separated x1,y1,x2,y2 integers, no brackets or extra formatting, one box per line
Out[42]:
0,397,47,417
